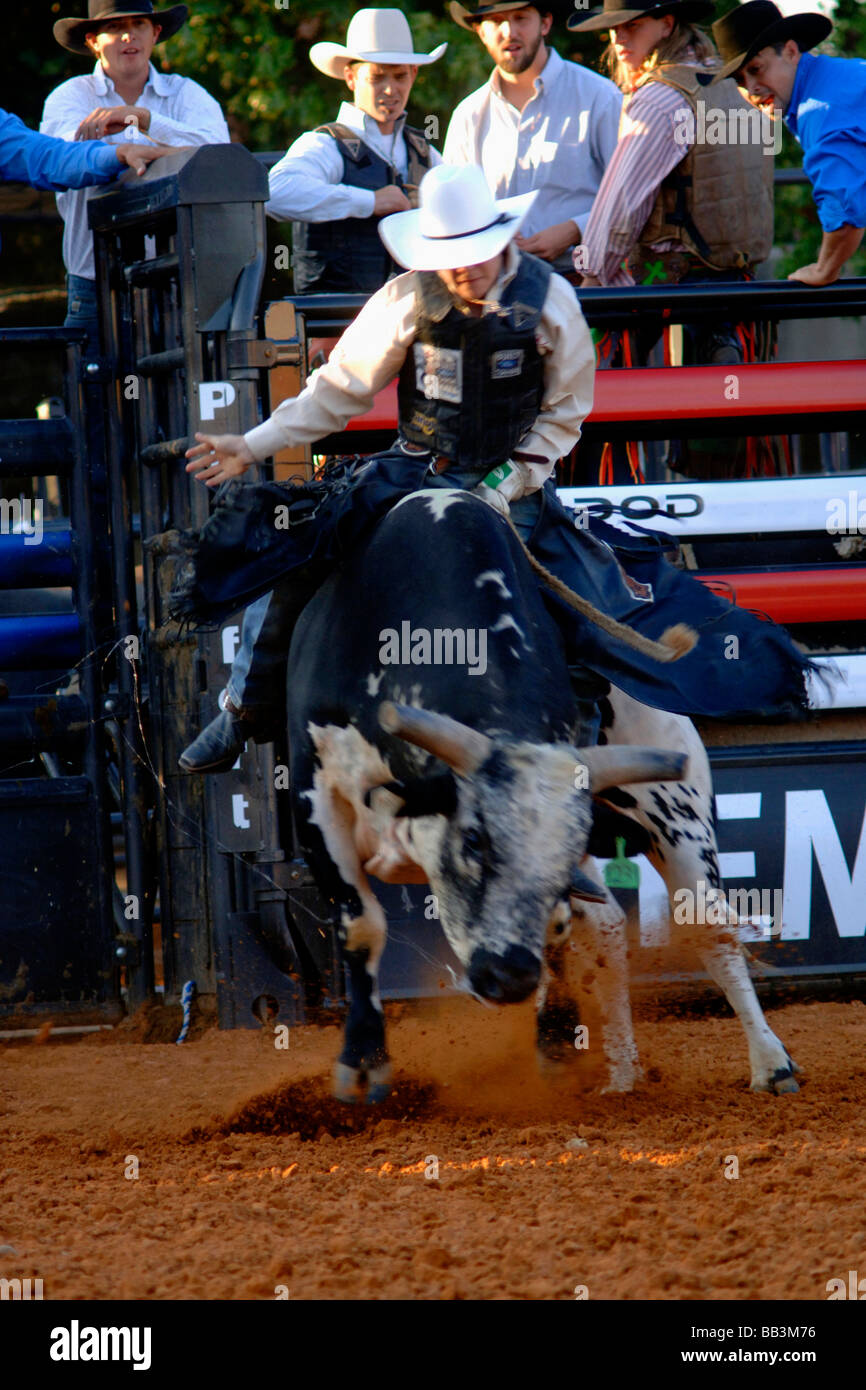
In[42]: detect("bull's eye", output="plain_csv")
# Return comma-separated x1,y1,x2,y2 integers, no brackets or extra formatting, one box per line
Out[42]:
462,826,491,865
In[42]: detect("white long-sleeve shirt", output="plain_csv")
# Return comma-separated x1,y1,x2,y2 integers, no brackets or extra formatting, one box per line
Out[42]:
40,61,230,279
443,48,621,241
266,101,443,224
244,242,595,493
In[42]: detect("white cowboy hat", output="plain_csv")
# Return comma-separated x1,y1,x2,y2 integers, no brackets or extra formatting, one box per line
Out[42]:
379,164,537,272
310,8,447,80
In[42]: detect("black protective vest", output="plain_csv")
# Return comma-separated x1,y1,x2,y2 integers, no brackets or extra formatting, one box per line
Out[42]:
291,122,433,295
397,252,551,474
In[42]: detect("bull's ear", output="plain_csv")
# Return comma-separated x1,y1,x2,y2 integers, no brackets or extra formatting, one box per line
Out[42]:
569,866,608,904
393,771,459,819
364,773,458,818
363,780,406,809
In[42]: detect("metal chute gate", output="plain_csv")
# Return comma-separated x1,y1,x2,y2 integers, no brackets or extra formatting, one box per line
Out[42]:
1,145,865,1035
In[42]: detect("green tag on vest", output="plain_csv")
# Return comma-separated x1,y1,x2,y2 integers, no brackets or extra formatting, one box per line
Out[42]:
604,837,641,890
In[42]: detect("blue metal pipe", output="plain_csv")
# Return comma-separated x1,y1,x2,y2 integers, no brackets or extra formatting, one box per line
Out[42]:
0,614,81,668
0,420,74,477
0,530,74,587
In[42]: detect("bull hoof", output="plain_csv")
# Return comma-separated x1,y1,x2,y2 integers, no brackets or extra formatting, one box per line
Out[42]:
536,1049,576,1081
332,1059,392,1105
750,1049,802,1095
365,1064,393,1105
750,1066,800,1095
600,1061,643,1094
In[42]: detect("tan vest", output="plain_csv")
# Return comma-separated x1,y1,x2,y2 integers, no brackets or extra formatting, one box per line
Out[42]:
630,64,774,282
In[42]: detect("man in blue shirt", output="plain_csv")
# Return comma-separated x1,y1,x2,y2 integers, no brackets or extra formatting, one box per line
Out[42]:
0,104,168,191
713,2,865,286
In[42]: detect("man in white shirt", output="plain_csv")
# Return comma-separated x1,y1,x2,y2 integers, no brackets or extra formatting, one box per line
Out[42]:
443,2,622,277
266,9,446,294
41,0,230,344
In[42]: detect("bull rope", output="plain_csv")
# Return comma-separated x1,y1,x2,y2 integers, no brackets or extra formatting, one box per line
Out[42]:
505,516,697,664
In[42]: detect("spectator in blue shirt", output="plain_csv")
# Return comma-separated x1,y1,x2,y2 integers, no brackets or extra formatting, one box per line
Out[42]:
713,2,865,286
0,104,167,193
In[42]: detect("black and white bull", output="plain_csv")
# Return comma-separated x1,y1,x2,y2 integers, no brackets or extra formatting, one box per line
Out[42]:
287,490,799,1101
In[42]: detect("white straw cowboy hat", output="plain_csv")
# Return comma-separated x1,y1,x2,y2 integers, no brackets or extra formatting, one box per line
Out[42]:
310,8,447,80
379,164,537,271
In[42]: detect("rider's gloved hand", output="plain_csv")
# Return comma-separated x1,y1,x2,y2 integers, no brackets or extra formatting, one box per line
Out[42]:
472,460,531,518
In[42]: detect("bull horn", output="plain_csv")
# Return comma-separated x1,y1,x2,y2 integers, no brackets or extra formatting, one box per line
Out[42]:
576,746,688,793
379,702,492,778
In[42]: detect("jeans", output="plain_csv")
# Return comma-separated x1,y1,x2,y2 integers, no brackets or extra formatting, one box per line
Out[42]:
225,586,295,715
65,274,107,478
677,266,750,364
65,273,100,351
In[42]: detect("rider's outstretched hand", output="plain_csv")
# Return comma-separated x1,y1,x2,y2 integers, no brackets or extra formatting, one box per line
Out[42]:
185,432,255,486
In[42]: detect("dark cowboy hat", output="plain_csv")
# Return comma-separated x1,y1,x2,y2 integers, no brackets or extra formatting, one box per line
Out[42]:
711,2,831,81
54,0,188,56
568,0,715,33
449,1,573,31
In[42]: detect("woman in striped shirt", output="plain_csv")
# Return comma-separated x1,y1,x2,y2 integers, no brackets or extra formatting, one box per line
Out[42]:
569,1,772,336
566,0,779,481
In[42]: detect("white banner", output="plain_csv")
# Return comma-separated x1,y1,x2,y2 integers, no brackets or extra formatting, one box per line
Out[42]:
558,475,866,538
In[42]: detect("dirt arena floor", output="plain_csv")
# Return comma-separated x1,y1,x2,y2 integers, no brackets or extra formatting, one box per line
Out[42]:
2,996,865,1301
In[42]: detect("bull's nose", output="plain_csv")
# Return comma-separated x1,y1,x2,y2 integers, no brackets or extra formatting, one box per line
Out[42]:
468,945,540,1003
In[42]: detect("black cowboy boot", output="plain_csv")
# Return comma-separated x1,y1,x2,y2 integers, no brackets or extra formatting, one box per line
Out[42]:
178,698,280,774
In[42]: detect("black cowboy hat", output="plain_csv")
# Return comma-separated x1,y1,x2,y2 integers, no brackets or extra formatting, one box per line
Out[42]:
568,0,715,34
711,1,831,81
54,0,188,56
449,1,574,31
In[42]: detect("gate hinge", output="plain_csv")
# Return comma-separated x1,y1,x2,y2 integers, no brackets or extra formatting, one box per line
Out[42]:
226,338,279,370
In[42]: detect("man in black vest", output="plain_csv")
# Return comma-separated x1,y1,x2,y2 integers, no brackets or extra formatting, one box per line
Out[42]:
179,164,596,771
267,8,446,294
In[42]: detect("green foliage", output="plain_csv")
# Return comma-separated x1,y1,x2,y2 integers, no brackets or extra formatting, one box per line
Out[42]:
9,0,96,126
830,0,866,58
162,1,492,150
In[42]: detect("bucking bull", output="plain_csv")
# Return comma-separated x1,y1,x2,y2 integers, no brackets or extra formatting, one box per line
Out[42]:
288,489,800,1103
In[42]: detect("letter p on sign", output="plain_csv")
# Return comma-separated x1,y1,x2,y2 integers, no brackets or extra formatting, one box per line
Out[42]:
199,381,237,420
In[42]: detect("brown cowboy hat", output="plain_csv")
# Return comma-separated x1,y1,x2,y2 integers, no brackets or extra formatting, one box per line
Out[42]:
568,0,715,34
449,1,572,31
54,0,188,56
711,1,831,82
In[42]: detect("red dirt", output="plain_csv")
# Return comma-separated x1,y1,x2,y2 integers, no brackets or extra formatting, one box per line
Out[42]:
1,997,865,1300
